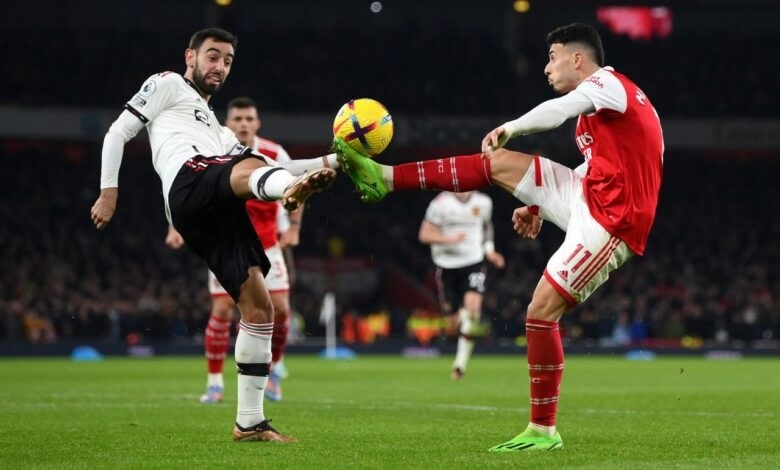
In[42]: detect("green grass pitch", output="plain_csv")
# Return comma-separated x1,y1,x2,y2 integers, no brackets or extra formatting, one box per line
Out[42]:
1,354,778,468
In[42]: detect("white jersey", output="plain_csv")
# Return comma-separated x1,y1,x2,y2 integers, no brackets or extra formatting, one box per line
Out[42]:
424,191,493,269
110,71,248,217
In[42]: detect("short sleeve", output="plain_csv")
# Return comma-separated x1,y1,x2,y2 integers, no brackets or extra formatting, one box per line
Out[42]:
124,72,179,124
424,197,445,226
575,68,627,114
482,196,493,221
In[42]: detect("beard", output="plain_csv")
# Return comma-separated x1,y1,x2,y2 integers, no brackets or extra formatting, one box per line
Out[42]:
192,66,223,95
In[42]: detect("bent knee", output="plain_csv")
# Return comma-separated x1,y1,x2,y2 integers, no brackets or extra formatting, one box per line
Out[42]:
488,149,534,193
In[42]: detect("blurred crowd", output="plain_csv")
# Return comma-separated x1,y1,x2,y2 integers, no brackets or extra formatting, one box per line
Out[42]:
0,141,777,348
2,25,777,117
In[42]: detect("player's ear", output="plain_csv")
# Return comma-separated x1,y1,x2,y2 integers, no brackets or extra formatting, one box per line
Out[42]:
572,51,583,69
185,48,195,68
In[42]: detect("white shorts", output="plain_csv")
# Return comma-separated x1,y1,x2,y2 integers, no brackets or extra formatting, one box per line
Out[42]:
513,156,635,306
208,243,290,296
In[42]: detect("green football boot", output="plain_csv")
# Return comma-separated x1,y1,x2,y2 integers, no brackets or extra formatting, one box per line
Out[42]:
488,426,563,452
332,137,390,203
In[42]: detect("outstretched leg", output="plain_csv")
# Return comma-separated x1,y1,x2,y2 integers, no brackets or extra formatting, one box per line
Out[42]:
333,138,532,201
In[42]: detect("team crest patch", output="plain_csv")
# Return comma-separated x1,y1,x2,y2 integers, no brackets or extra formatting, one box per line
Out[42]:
472,207,481,216
140,80,157,97
194,110,211,127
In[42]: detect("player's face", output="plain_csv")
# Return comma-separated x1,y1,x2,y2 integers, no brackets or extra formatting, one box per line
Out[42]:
544,43,579,94
189,38,234,95
226,107,260,146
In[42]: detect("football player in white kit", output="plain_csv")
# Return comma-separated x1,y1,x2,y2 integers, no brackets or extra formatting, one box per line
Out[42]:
418,191,504,380
166,97,310,405
91,27,340,443
335,23,663,452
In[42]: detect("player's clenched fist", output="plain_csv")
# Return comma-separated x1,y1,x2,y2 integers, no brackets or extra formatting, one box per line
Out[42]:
91,188,117,229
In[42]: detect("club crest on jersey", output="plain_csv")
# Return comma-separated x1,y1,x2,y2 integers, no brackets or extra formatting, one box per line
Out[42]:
472,207,481,216
194,110,211,127
139,80,157,97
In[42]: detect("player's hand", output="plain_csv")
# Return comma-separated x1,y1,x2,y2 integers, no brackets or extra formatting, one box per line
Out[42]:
448,232,467,244
90,188,118,230
486,251,505,269
481,125,510,155
512,206,543,239
279,225,300,248
165,225,185,250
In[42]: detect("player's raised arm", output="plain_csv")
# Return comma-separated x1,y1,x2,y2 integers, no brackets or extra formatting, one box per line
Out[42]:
481,91,596,154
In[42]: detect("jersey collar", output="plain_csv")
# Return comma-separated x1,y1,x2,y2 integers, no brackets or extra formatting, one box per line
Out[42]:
182,77,214,110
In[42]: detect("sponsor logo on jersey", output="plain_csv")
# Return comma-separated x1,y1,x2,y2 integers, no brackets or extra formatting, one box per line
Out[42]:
584,75,604,88
575,131,594,151
131,96,147,108
140,80,157,97
194,110,211,127
557,270,569,282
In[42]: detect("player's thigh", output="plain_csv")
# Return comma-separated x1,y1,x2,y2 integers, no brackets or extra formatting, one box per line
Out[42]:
434,267,458,314
544,194,635,307
511,156,581,231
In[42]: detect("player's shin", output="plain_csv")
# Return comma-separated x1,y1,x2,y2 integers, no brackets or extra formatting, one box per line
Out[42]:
205,314,231,385
452,309,476,374
235,320,274,428
280,154,340,175
393,154,492,192
525,319,564,434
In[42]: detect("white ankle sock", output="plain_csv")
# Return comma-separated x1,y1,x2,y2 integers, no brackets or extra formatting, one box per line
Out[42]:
207,373,223,388
529,422,556,436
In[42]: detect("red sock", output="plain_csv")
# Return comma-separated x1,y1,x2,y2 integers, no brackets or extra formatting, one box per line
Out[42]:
271,314,289,364
204,314,231,374
392,154,491,192
525,319,564,427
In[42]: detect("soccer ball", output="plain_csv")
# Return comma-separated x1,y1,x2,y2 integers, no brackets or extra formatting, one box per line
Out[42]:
333,98,393,157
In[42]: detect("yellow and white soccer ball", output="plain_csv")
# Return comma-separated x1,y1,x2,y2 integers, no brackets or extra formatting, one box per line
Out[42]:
333,98,393,157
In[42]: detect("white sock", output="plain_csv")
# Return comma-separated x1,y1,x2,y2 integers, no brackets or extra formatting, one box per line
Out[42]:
281,153,340,175
529,422,557,436
234,321,273,428
249,166,295,201
207,373,223,388
452,309,476,371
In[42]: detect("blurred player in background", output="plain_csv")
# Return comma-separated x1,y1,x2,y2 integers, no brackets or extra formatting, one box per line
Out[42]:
91,27,340,443
335,23,663,451
418,191,504,380
166,96,305,404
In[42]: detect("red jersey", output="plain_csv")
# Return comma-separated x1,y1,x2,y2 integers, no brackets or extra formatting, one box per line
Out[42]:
574,67,664,255
245,136,291,249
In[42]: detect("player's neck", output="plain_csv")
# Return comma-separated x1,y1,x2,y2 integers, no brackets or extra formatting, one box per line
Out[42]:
183,72,211,101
